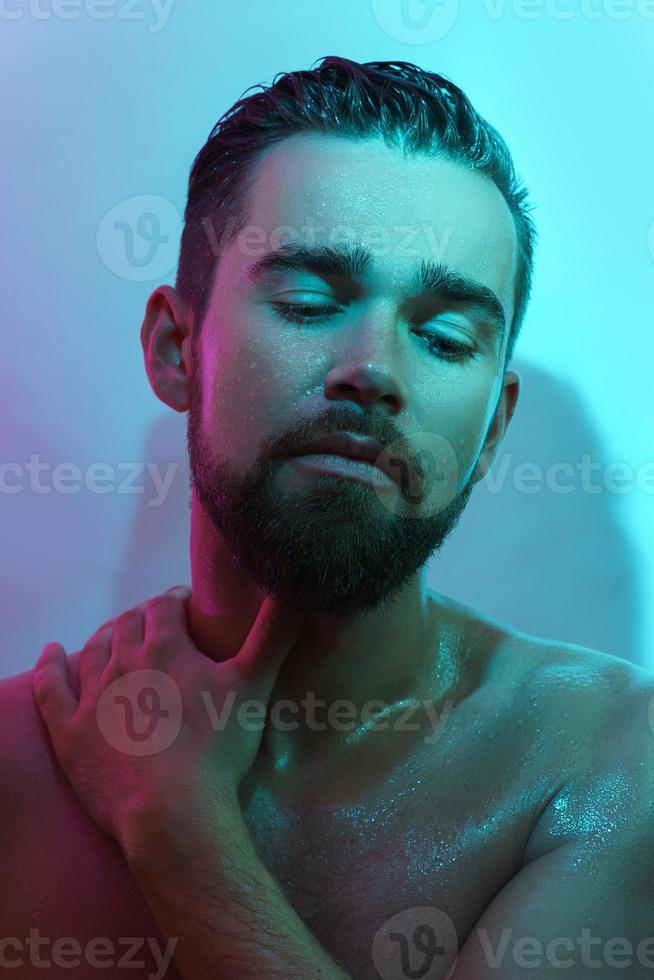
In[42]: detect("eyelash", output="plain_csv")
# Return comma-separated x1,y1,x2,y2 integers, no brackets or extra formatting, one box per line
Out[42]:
271,302,477,363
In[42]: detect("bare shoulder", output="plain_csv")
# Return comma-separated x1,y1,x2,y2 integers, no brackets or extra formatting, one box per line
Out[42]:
434,588,651,709
519,634,654,864
499,618,654,742
0,648,85,767
0,652,110,923
479,615,654,864
0,651,167,961
0,664,56,797
430,591,654,861
0,648,88,842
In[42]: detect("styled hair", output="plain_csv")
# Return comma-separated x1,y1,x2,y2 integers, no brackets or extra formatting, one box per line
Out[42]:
176,56,537,365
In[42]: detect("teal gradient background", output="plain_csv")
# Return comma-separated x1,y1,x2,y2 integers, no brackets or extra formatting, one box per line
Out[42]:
1,0,653,677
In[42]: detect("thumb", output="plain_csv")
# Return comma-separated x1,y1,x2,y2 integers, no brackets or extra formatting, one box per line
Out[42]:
234,595,308,697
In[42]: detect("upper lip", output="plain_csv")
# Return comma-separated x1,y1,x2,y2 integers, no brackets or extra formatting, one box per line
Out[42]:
292,432,402,486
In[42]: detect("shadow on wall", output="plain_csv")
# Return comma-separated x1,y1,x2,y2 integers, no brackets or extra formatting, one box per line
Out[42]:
92,359,641,670
428,359,642,666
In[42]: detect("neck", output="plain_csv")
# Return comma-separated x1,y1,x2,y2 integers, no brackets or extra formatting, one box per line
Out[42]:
186,497,445,770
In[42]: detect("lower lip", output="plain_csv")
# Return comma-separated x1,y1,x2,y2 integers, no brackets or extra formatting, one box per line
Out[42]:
289,453,397,489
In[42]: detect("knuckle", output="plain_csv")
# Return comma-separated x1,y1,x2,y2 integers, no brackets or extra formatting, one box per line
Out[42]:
86,617,114,638
32,673,51,704
79,643,107,673
114,609,141,629
140,638,160,657
142,627,176,654
147,594,172,612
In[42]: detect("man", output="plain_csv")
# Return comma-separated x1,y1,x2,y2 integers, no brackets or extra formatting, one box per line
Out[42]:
3,57,653,979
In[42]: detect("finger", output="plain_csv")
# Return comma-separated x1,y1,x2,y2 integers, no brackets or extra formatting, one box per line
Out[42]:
235,595,307,695
143,586,191,649
111,606,146,671
32,642,77,731
78,618,115,690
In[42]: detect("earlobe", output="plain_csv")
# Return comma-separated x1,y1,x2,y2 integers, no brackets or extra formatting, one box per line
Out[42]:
503,369,521,427
489,369,520,449
471,370,521,485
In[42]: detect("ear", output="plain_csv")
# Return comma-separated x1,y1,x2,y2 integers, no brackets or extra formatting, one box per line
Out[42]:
140,284,195,412
471,369,520,485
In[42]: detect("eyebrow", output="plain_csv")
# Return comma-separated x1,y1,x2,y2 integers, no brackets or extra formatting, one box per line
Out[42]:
245,241,507,347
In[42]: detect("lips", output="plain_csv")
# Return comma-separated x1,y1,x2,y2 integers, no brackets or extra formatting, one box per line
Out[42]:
292,432,403,487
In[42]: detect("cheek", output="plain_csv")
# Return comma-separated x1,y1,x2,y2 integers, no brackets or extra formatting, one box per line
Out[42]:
202,337,297,465
198,337,263,461
421,382,495,484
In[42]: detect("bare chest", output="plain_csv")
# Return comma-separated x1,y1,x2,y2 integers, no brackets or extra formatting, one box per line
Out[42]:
237,725,542,978
18,682,558,979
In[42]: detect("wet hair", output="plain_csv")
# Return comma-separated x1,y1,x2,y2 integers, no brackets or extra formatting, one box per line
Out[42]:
176,56,537,365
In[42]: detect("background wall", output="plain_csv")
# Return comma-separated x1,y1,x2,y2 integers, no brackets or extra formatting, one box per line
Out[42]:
1,0,652,679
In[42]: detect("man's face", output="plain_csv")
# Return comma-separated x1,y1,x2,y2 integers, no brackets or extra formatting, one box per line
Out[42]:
186,133,518,616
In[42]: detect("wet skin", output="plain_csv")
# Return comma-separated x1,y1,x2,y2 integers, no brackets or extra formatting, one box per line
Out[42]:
6,133,654,977
2,595,652,979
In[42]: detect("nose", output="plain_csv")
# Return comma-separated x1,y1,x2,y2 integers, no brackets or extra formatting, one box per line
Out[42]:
322,312,409,413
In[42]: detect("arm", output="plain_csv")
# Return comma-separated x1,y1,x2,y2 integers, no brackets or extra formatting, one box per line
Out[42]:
452,680,654,978
31,587,350,980
123,805,351,980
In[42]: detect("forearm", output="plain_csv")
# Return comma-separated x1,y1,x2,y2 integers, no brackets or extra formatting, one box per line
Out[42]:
123,811,351,980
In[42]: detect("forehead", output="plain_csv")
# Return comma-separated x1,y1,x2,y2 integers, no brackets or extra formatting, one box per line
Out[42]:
235,132,518,321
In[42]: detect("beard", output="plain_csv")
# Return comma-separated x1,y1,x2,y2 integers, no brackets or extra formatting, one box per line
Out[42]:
186,373,476,618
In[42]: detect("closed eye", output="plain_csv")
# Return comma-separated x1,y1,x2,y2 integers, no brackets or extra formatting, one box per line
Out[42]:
269,301,478,363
